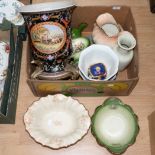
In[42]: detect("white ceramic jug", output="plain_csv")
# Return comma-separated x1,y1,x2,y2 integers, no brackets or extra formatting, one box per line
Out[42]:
114,31,136,71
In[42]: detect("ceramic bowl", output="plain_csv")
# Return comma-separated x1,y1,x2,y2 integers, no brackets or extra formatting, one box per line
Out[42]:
24,94,91,149
0,42,9,80
78,44,119,81
91,97,139,154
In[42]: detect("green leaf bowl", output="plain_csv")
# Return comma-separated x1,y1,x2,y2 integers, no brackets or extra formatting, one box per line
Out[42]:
91,97,139,154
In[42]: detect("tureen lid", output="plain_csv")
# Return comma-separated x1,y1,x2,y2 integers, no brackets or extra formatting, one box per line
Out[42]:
19,0,76,13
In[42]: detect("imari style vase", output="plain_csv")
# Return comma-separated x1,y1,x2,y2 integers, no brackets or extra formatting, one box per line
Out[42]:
20,1,76,73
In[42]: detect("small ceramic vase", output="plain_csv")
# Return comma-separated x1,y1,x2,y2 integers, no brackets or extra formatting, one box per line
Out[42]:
114,31,136,71
96,13,120,37
20,1,76,73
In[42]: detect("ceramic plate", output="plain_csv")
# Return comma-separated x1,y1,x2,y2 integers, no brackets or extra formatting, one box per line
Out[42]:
24,94,90,149
91,97,139,154
0,42,9,80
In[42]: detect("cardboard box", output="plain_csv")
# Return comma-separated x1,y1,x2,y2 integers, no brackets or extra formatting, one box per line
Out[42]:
148,111,155,155
27,6,139,97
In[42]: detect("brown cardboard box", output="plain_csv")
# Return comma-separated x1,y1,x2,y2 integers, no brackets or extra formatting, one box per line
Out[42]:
27,6,139,97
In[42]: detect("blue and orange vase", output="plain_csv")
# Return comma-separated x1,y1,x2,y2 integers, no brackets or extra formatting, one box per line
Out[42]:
21,2,76,73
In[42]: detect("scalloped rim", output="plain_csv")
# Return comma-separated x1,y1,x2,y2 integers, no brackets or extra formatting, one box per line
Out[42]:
19,1,76,13
24,94,91,149
91,97,139,154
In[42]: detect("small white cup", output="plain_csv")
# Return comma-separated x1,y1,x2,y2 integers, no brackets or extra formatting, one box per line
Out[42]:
78,44,119,81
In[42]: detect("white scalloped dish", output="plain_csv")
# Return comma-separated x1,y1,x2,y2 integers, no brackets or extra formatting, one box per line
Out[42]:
24,94,91,149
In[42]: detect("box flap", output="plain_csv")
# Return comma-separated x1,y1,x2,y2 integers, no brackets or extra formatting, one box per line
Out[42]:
148,111,155,155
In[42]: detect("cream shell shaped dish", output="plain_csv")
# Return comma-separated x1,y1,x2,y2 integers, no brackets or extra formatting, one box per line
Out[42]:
24,94,91,149
0,41,9,80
